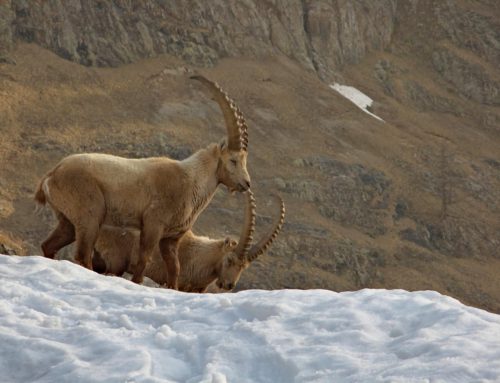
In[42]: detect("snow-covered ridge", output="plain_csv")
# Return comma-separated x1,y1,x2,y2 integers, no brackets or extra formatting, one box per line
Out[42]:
330,83,384,122
1,254,499,383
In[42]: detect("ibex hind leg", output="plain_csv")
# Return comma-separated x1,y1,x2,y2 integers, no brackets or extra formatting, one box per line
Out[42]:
65,183,105,271
41,213,75,259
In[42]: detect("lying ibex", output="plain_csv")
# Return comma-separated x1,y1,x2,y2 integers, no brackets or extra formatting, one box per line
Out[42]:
35,75,251,289
93,191,285,292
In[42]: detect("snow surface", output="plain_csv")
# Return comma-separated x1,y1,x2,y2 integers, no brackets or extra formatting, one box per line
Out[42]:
1,254,500,383
330,83,384,122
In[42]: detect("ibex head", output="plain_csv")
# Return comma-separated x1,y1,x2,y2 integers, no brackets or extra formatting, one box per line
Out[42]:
191,75,251,192
222,237,238,252
216,191,286,291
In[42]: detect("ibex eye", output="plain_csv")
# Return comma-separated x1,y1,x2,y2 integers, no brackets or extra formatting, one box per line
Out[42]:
230,159,237,165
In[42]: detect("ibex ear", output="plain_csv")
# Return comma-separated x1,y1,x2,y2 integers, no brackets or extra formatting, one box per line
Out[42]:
219,138,227,151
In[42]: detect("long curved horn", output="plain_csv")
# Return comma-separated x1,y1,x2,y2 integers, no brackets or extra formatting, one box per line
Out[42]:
247,195,285,262
234,190,256,259
190,75,248,151
235,107,249,151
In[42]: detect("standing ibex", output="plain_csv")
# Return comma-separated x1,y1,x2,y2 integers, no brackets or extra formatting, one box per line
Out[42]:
93,191,286,292
34,75,251,289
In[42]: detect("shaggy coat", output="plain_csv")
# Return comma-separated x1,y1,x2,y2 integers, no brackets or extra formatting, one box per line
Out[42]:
35,75,250,289
93,192,285,292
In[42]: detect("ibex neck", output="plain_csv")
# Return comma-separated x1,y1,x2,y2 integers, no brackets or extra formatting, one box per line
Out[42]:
178,244,221,291
180,143,220,217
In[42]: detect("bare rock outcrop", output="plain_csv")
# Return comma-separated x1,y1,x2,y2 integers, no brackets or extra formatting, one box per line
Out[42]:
0,0,397,79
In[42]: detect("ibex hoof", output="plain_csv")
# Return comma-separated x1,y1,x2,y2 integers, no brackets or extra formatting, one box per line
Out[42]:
75,259,92,270
166,283,179,290
131,275,144,284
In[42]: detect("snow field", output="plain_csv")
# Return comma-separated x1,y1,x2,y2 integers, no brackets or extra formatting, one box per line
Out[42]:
0,254,499,382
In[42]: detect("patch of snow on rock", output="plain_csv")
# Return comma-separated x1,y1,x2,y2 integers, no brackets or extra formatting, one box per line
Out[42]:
330,83,384,122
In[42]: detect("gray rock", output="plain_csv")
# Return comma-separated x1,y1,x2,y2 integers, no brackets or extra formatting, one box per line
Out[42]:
393,199,408,221
0,55,16,64
0,2,14,55
283,157,391,237
432,48,500,105
0,0,397,78
435,1,500,66
374,59,396,96
404,80,459,114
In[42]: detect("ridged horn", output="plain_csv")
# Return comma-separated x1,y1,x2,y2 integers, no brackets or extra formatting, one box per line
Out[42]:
235,107,249,151
234,189,256,259
190,75,247,151
246,195,285,262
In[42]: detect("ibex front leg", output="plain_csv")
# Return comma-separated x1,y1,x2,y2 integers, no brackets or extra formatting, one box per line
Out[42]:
159,236,182,290
132,223,162,285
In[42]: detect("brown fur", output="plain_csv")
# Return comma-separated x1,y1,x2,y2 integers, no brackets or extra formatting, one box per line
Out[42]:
92,193,285,292
34,183,46,205
93,230,237,292
35,76,251,290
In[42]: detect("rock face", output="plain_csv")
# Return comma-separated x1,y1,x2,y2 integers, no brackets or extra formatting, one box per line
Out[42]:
2,1,498,90
0,3,14,57
392,0,500,106
0,0,397,79
282,157,391,237
432,48,500,105
1,1,497,94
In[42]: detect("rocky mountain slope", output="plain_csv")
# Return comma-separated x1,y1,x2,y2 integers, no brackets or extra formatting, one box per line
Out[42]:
0,1,499,312
0,0,396,79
